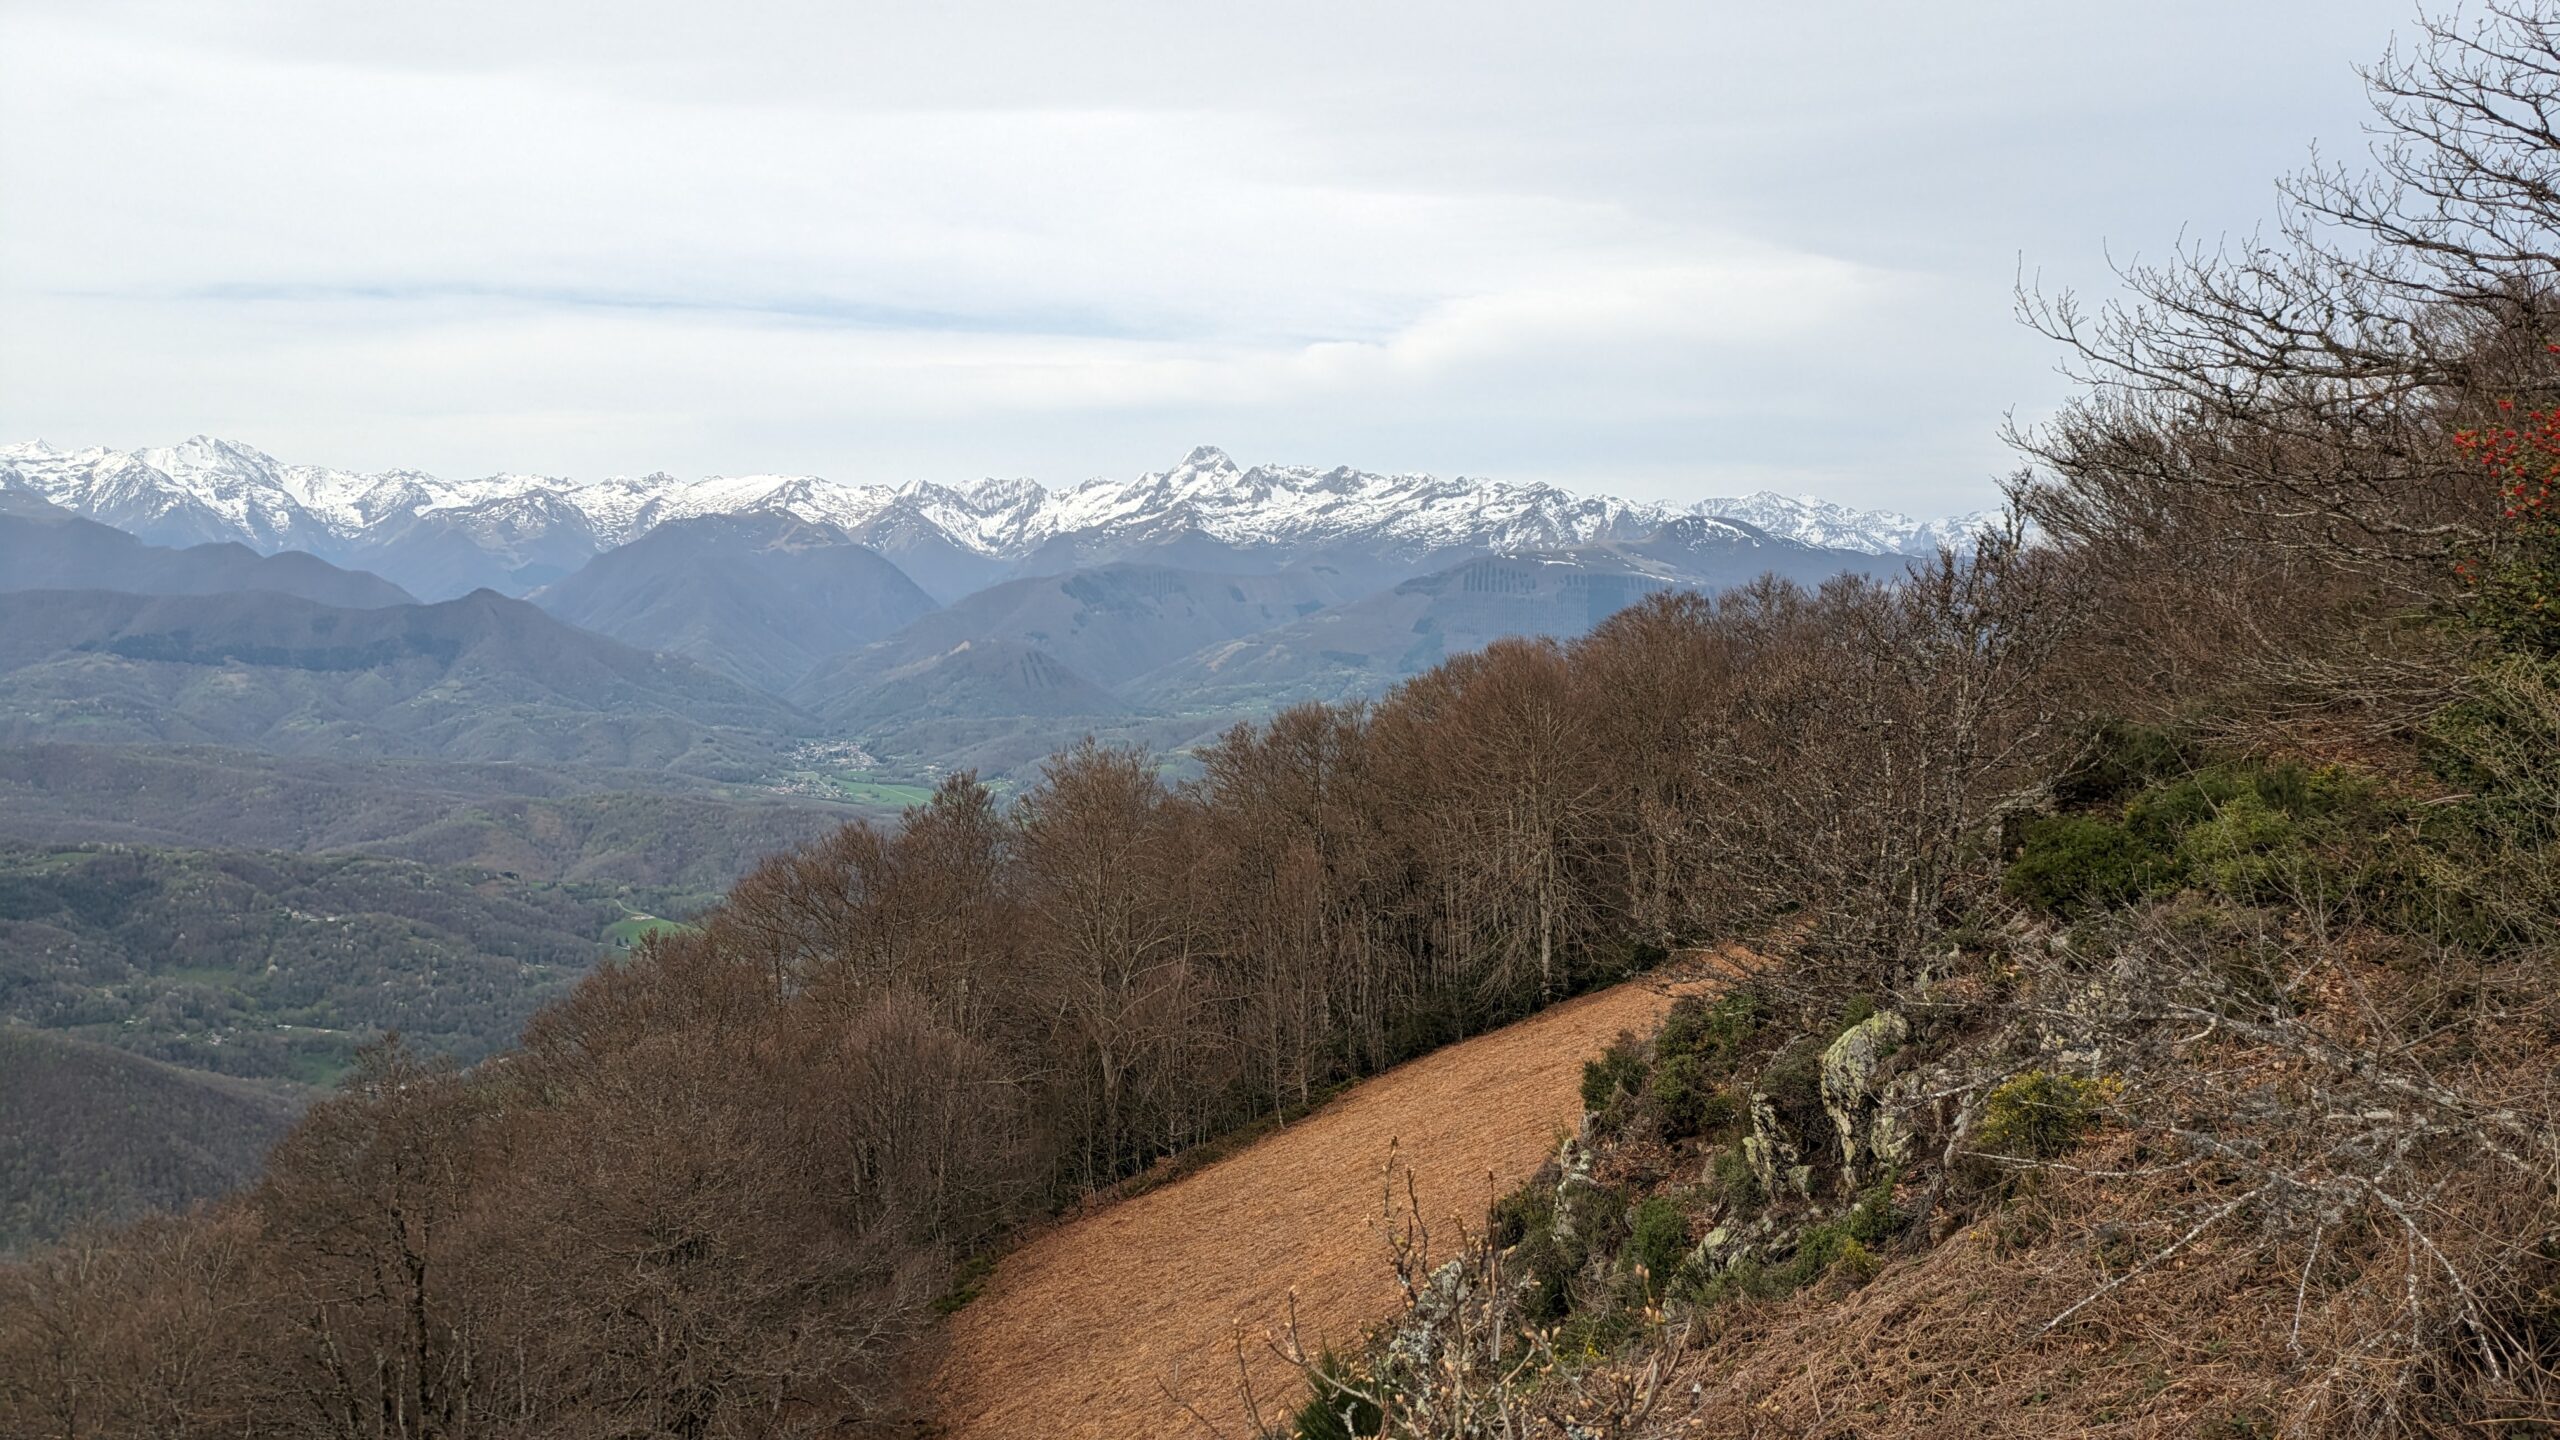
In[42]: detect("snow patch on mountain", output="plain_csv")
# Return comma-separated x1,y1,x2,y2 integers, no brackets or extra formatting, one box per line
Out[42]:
1,436,1995,574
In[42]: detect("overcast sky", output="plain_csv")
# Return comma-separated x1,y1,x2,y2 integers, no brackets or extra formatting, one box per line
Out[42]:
0,1,2421,513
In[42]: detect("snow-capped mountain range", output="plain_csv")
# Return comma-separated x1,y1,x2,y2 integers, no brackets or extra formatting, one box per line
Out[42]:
0,437,1990,604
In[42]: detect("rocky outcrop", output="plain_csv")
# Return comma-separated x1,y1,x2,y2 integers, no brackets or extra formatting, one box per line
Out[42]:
1820,1010,1910,1186
1740,1090,1814,1200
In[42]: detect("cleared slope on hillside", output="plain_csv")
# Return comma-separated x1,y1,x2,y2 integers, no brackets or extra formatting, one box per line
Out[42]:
929,969,1714,1439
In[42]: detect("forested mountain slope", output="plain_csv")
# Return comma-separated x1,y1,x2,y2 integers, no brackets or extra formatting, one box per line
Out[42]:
793,561,1358,704
0,743,857,889
0,840,658,1084
0,588,808,775
532,512,938,692
1133,531,1899,710
0,1030,300,1255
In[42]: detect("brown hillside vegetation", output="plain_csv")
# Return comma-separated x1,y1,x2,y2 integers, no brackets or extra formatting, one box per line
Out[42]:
1257,7,2560,1436
0,1029,300,1254
929,969,1715,1439
15,6,2560,1437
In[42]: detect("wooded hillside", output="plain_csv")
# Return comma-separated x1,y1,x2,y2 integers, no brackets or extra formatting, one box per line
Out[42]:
7,4,2560,1437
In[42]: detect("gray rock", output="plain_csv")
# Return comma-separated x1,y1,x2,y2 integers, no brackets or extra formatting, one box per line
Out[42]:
1821,1010,1910,1185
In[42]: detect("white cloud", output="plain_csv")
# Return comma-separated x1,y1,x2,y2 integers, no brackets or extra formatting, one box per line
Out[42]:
0,0,2418,512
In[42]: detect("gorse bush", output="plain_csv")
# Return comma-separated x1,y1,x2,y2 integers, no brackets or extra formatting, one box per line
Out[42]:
1975,1070,2115,1161
2122,763,2368,851
1647,1060,1738,1142
2175,790,2319,902
1489,1182,1554,1251
2006,756,2375,915
1643,990,1761,1140
2426,658,2560,856
2050,720,2198,810
1657,989,1763,1065
1757,1041,1830,1154
2003,815,2172,914
1708,1144,1765,1214
1626,1194,1689,1299
1580,1035,1647,1115
1293,1353,1384,1440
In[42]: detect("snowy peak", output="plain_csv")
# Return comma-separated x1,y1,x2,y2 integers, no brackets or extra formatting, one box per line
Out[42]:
960,477,1046,512
1,438,1991,602
1687,490,1988,557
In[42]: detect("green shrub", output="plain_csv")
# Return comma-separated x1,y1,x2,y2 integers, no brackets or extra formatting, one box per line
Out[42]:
1757,1042,1829,1148
1832,993,1879,1039
1766,1211,1894,1295
2051,719,2196,809
1655,990,1762,1072
2127,762,2366,846
1708,1145,1764,1213
1293,1352,1383,1439
2124,769,2245,845
1684,1173,1906,1305
1977,1070,2116,1160
2013,756,2378,917
1844,1168,1907,1246
1505,1180,1627,1326
1562,1183,1628,1252
1686,1253,1768,1307
2426,658,2560,852
1513,1222,1574,1324
1489,1180,1554,1249
1646,1050,1741,1141
1580,1034,1648,1113
2175,790,2314,902
1548,1307,1641,1367
1828,1234,1882,1282
1626,1194,1689,1297
2004,815,2172,915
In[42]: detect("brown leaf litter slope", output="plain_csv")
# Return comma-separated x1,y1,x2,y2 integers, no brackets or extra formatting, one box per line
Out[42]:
926,968,1718,1439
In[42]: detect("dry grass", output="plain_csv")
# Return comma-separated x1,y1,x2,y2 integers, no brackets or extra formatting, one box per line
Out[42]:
922,968,1726,1439
1657,1156,2303,1438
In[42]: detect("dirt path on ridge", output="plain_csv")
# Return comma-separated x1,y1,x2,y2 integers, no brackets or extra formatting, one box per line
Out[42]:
926,967,1722,1439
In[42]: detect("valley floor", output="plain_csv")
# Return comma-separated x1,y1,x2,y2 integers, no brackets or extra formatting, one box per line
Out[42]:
926,966,1721,1438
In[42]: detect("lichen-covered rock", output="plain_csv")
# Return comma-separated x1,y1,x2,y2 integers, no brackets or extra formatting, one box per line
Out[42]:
1552,1123,1600,1243
2026,945,2145,1068
1821,1010,1909,1185
1741,1091,1811,1199
1686,1215,1776,1277
1382,1258,1470,1378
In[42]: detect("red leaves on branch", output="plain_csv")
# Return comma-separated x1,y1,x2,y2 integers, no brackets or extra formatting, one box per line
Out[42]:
2452,380,2560,645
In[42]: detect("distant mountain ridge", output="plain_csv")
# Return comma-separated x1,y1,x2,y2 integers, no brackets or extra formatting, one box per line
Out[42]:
0,500,415,608
2,437,1992,602
1129,521,1906,711
530,511,938,691
0,588,808,776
